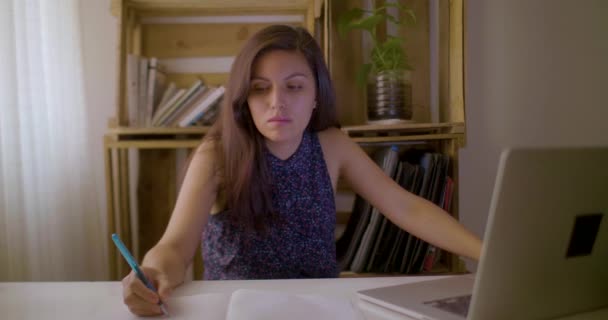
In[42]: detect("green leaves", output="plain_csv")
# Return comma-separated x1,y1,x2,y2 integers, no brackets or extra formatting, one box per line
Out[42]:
338,8,381,37
356,63,373,87
376,2,416,25
337,2,416,87
373,36,411,71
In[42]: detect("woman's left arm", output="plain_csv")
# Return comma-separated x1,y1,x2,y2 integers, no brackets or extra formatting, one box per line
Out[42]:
330,129,482,261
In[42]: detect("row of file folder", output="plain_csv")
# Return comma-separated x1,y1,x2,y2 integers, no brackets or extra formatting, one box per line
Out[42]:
337,147,454,274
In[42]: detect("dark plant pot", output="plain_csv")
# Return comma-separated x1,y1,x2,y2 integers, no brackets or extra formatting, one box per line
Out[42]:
366,70,413,124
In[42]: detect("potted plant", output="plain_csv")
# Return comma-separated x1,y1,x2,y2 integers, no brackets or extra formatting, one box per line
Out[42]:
338,2,416,123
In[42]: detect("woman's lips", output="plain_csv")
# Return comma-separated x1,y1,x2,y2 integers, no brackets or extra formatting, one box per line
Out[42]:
268,116,291,123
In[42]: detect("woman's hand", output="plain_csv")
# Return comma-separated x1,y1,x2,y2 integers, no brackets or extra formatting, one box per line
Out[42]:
121,267,173,316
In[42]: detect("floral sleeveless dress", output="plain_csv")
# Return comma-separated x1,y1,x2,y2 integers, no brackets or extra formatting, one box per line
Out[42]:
202,130,338,280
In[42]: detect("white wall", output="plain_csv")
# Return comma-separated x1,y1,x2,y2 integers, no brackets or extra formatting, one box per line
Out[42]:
461,0,608,269
79,0,118,279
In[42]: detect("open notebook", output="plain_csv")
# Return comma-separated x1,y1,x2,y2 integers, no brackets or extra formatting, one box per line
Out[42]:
4,288,363,320
165,289,363,320
163,289,363,320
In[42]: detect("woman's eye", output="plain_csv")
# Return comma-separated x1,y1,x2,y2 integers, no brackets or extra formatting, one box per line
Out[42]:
287,84,303,90
251,86,268,92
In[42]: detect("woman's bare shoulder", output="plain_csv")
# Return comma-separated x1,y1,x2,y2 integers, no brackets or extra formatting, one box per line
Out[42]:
316,127,356,171
316,127,349,144
189,138,222,185
195,138,218,156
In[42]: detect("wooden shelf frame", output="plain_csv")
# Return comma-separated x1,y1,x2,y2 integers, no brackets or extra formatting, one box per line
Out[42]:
105,0,468,280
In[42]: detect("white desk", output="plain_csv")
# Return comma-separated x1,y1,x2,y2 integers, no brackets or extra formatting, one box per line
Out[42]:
0,276,443,320
2,276,607,319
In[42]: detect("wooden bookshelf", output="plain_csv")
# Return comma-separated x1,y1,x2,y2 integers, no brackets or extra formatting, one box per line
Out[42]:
105,122,463,140
105,0,467,280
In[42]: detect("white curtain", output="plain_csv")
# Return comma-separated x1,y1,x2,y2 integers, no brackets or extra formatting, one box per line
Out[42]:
0,0,107,280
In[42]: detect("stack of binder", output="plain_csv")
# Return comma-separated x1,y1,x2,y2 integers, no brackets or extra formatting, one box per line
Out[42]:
336,146,454,274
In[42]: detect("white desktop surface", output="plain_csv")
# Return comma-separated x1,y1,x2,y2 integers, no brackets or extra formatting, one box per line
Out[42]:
2,276,606,320
0,276,444,320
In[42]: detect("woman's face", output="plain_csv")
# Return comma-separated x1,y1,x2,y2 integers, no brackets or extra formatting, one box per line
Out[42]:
247,49,316,147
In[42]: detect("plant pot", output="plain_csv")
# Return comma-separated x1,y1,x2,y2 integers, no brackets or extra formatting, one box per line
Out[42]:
366,70,413,124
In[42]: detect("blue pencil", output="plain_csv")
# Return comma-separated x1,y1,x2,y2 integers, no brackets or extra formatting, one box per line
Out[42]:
112,233,170,316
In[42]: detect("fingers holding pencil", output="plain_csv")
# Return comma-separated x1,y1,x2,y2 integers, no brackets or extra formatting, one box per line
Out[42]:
112,233,171,317
122,267,171,317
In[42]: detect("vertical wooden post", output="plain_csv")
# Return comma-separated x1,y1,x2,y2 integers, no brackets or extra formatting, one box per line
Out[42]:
117,149,132,278
104,136,117,280
449,0,464,123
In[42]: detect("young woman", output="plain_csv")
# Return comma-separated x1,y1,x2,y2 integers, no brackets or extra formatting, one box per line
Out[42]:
122,25,482,316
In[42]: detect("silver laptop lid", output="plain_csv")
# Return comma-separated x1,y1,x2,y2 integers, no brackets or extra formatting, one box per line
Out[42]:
469,147,608,320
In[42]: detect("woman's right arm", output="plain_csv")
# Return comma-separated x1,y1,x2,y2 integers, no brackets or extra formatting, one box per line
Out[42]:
122,141,220,316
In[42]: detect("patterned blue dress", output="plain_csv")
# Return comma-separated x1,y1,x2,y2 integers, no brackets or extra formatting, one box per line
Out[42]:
202,130,338,280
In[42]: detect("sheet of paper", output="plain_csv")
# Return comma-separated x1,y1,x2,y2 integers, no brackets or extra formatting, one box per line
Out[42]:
164,293,231,320
225,289,364,320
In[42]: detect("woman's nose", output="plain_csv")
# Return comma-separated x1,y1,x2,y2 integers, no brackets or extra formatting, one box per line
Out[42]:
269,87,286,109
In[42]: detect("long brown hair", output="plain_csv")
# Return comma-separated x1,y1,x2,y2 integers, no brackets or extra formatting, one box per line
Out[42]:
204,25,339,232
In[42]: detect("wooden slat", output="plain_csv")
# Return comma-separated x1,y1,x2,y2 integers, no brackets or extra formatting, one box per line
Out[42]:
107,122,463,135
142,23,299,58
104,137,118,280
106,122,464,136
461,0,468,146
306,1,315,33
111,0,123,17
103,123,465,149
322,0,330,67
165,72,228,88
105,135,461,149
127,0,314,12
108,126,209,135
118,149,132,278
448,0,465,123
314,0,323,18
343,122,464,134
106,140,203,149
351,133,462,144
438,0,449,123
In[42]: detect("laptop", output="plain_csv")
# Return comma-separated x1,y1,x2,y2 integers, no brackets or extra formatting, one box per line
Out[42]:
357,147,608,320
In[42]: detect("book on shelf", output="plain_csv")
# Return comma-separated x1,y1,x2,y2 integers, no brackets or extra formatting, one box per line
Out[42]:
336,147,454,275
335,147,398,272
157,81,177,109
163,85,209,126
151,79,204,126
152,88,186,125
193,98,221,126
349,147,400,273
124,54,227,128
167,85,216,126
126,54,139,127
178,86,225,127
145,57,168,126
137,56,149,127
366,162,404,272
